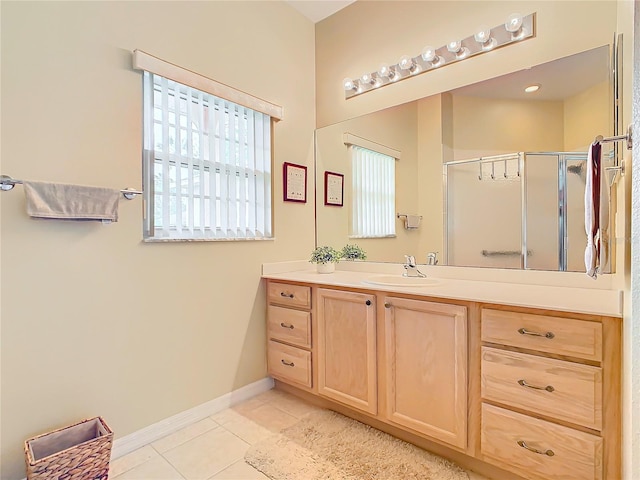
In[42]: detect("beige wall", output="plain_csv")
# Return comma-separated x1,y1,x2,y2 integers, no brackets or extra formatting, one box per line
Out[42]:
417,94,447,260
564,80,612,151
0,2,315,479
315,101,420,262
451,95,565,159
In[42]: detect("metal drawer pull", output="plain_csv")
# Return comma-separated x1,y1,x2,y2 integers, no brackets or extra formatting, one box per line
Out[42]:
281,359,295,367
518,328,555,339
280,322,294,329
518,379,555,392
280,292,294,298
517,440,555,457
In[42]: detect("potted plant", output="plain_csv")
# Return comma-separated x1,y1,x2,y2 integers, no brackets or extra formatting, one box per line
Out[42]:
310,246,342,273
341,244,367,261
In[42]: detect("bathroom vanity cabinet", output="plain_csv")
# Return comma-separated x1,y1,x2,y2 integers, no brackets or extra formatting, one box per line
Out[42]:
264,277,621,480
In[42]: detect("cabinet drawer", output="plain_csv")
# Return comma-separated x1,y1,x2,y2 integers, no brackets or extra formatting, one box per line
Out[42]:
481,404,603,480
267,282,311,309
268,305,311,348
481,347,602,430
482,309,602,362
267,341,312,388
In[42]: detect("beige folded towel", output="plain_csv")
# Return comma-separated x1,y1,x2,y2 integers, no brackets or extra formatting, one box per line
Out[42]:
405,215,421,229
23,181,120,222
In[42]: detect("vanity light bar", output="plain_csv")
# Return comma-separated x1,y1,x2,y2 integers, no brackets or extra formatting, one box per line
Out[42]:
344,13,536,99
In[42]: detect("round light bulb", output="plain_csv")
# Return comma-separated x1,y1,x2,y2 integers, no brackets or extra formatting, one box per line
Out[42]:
343,77,355,91
378,64,389,77
421,46,437,62
505,13,523,33
474,26,491,44
398,55,414,70
447,40,462,53
360,73,373,85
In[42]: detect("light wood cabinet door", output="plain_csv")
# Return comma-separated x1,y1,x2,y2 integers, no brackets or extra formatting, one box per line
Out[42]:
317,288,377,415
384,297,468,449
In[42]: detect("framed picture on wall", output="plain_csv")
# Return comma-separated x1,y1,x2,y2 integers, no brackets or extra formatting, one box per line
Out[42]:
283,162,307,203
324,171,344,207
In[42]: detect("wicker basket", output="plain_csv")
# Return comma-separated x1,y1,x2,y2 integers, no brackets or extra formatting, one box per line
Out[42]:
25,417,113,480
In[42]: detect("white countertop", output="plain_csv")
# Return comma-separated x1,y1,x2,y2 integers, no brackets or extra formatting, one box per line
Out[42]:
262,262,623,318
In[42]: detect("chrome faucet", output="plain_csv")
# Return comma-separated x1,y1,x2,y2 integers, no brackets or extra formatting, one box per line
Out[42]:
426,252,439,265
403,255,427,278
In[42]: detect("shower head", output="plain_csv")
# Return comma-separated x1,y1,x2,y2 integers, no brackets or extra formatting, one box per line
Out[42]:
567,164,583,175
567,163,586,183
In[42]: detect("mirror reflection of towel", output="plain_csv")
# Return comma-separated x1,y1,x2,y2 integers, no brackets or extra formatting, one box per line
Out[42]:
23,181,120,222
405,215,421,229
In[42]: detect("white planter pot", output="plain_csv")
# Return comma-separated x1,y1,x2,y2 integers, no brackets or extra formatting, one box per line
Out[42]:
316,262,336,274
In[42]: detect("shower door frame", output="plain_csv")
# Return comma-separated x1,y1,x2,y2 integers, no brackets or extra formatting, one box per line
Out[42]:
443,151,589,272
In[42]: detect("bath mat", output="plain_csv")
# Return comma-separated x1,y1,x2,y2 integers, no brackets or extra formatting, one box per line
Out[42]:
245,409,469,480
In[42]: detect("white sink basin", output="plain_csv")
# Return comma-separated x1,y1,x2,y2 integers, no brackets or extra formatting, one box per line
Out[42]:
362,275,441,287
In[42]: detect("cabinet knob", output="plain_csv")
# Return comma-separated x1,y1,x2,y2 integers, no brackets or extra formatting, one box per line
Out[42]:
517,440,554,457
365,300,372,306
384,302,392,309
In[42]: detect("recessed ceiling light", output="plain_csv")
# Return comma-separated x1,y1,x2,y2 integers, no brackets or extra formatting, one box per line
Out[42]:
524,84,541,93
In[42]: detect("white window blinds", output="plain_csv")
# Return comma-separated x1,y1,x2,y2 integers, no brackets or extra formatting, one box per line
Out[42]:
351,146,396,238
143,72,272,240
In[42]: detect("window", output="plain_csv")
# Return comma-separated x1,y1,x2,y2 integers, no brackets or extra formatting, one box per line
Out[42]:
142,72,272,240
350,146,396,238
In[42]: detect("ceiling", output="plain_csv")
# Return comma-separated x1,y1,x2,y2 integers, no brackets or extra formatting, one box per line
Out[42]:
451,46,610,101
285,0,355,23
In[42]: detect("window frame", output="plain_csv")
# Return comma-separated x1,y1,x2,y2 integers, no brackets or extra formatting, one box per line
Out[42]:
134,50,282,242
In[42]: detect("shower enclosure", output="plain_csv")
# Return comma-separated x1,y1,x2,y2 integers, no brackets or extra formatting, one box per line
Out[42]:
444,151,611,272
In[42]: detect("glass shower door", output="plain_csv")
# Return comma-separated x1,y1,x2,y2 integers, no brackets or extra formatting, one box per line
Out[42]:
445,154,522,269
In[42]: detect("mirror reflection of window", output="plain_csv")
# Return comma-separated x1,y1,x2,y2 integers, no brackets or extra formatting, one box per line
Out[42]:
350,146,396,238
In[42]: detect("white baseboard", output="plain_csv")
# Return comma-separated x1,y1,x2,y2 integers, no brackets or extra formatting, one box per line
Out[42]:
110,377,274,459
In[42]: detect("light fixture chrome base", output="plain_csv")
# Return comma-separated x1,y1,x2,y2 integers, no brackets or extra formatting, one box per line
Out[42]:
345,13,536,99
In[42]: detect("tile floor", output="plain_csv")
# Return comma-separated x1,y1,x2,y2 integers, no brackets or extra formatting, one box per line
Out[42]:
109,388,490,480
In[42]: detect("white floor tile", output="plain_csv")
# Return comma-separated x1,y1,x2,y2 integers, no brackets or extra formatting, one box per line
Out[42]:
152,418,219,453
209,407,247,427
162,428,250,480
267,392,321,419
209,459,269,479
110,445,159,478
238,403,298,433
112,455,184,480
220,415,273,445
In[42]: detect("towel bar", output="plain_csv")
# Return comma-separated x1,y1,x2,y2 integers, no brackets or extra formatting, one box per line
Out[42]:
0,175,143,200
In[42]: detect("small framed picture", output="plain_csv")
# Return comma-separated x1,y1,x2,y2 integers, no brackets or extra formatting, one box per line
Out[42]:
324,171,344,207
283,162,307,203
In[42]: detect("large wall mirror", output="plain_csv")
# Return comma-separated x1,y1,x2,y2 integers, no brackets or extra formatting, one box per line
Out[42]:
315,45,616,271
